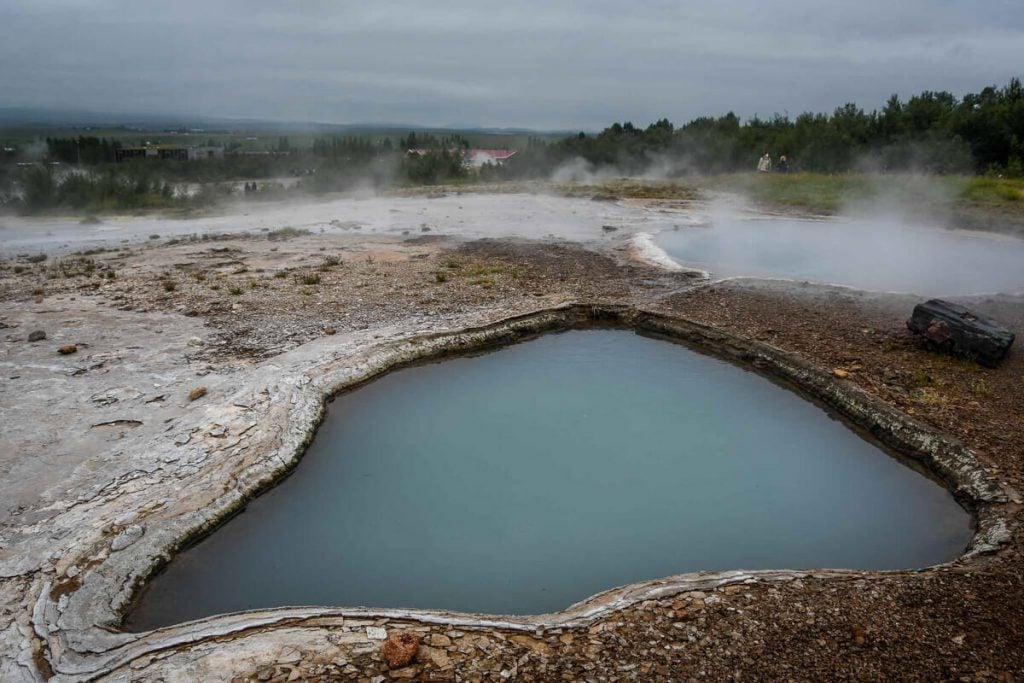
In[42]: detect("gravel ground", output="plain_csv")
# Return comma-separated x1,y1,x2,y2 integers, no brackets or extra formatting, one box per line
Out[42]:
1,227,1023,681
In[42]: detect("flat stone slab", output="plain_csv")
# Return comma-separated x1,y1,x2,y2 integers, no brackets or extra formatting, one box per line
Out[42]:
907,298,1015,367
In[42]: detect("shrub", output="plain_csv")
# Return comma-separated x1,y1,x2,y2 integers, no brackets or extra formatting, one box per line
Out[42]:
319,255,341,270
267,226,308,241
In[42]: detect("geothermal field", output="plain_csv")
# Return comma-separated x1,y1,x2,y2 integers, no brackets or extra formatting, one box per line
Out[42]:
1,181,1023,680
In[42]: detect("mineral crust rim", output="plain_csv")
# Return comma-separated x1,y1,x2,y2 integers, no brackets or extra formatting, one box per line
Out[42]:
28,303,1012,681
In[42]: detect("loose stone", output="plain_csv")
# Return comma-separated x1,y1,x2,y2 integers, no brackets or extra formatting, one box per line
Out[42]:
28,330,46,342
57,344,77,355
381,632,419,668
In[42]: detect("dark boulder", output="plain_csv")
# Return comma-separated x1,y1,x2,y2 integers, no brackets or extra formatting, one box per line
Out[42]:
907,299,1015,367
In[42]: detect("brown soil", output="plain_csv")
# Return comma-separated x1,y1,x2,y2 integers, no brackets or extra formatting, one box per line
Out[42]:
3,237,1024,681
228,279,1024,682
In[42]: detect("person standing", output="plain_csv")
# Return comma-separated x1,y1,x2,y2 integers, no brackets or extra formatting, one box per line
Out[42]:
777,155,790,173
757,153,772,173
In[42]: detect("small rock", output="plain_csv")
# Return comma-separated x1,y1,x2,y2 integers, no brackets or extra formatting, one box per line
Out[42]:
832,368,850,379
28,330,46,342
111,524,144,551
852,625,866,646
324,327,337,335
366,626,388,640
382,631,419,669
187,386,208,401
429,634,452,647
187,336,203,347
511,634,553,656
419,645,451,669
57,344,78,355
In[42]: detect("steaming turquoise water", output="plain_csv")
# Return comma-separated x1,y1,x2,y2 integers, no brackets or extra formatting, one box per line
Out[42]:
127,330,971,629
655,217,1024,294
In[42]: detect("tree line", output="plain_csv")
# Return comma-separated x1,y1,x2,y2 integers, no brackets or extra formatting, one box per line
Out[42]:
500,78,1024,178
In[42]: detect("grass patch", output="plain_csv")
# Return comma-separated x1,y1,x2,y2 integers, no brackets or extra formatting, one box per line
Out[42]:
961,176,1024,205
267,226,309,241
297,273,321,286
434,271,449,283
693,172,1024,215
319,255,342,270
47,256,97,279
557,179,699,201
228,286,243,295
469,264,505,277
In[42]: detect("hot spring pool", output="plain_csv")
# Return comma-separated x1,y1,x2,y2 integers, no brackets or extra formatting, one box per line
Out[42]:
654,216,1024,295
127,330,972,629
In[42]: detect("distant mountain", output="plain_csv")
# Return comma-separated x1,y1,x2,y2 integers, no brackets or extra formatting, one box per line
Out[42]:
0,107,577,136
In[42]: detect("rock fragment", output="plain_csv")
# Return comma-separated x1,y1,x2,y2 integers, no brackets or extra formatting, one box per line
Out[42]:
111,524,144,551
429,633,452,647
187,386,208,401
382,631,419,669
58,344,78,355
28,330,46,342
907,299,1014,367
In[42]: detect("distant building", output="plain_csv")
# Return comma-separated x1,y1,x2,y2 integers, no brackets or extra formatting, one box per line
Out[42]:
465,149,517,168
407,148,517,169
187,146,224,160
115,145,224,162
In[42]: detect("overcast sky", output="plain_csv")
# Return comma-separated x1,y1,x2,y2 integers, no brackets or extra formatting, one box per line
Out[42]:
1,0,1022,130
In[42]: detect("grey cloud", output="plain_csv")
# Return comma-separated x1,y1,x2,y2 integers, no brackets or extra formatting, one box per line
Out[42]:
0,0,1021,129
